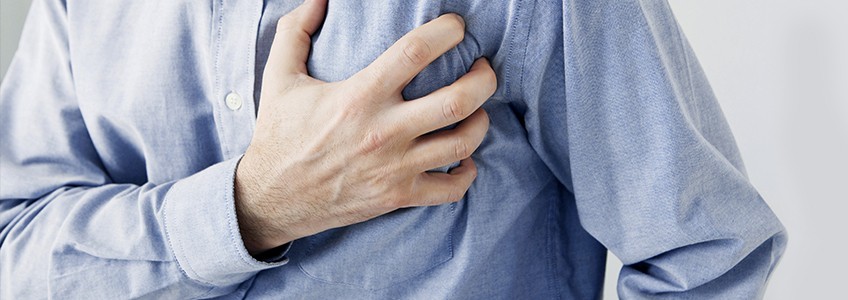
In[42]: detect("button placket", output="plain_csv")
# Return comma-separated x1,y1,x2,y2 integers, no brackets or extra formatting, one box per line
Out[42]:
211,0,264,159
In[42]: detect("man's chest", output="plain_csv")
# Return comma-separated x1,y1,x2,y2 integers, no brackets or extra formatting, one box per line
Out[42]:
63,0,545,184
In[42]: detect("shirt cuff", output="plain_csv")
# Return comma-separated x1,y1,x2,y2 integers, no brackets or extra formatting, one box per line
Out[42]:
253,242,293,263
163,156,289,288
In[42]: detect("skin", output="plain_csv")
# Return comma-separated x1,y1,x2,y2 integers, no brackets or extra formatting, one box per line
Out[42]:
235,0,497,255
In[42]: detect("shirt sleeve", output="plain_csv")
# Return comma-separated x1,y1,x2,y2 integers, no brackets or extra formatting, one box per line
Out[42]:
522,1,787,298
0,0,287,298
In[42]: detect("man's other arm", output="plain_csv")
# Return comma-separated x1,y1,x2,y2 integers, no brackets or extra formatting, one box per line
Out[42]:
0,0,286,297
524,0,787,298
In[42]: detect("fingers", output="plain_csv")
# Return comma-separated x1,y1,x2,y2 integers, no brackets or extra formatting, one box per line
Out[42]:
266,0,328,86
407,158,478,207
391,58,497,138
404,109,489,172
351,13,466,93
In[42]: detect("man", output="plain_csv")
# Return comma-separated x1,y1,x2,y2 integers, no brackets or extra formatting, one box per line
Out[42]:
0,0,786,298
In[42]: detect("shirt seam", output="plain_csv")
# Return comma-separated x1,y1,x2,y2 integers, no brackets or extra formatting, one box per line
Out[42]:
214,0,230,159
502,0,525,100
516,0,539,101
663,2,699,115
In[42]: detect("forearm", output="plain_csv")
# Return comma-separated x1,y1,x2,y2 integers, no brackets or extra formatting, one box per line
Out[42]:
0,157,282,299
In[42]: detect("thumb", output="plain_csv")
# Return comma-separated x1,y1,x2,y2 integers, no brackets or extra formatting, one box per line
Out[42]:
265,0,328,86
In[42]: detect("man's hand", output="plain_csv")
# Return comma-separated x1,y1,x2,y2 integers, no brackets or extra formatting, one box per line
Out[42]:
235,0,497,255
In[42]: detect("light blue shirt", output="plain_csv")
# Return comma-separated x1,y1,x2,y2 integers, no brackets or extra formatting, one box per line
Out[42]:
0,0,786,298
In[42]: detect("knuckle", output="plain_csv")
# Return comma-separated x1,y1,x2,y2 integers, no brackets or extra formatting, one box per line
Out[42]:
442,92,467,121
276,26,310,45
276,15,296,32
293,29,313,45
362,129,389,153
401,37,432,66
275,16,310,44
453,136,470,159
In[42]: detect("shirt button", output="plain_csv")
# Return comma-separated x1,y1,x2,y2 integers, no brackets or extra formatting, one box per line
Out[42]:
225,92,243,111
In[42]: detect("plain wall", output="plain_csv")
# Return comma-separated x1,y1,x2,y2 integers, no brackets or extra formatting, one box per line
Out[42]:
2,1,845,299
0,0,32,79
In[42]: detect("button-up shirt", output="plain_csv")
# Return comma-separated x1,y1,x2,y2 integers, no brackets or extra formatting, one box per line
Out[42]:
0,0,786,298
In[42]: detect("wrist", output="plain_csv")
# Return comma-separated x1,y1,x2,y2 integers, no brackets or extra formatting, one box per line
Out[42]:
234,154,286,255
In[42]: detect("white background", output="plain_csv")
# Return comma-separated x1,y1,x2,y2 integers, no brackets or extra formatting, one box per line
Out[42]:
2,1,846,299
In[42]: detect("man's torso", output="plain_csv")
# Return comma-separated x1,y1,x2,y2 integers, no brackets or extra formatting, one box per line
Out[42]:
64,1,604,298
